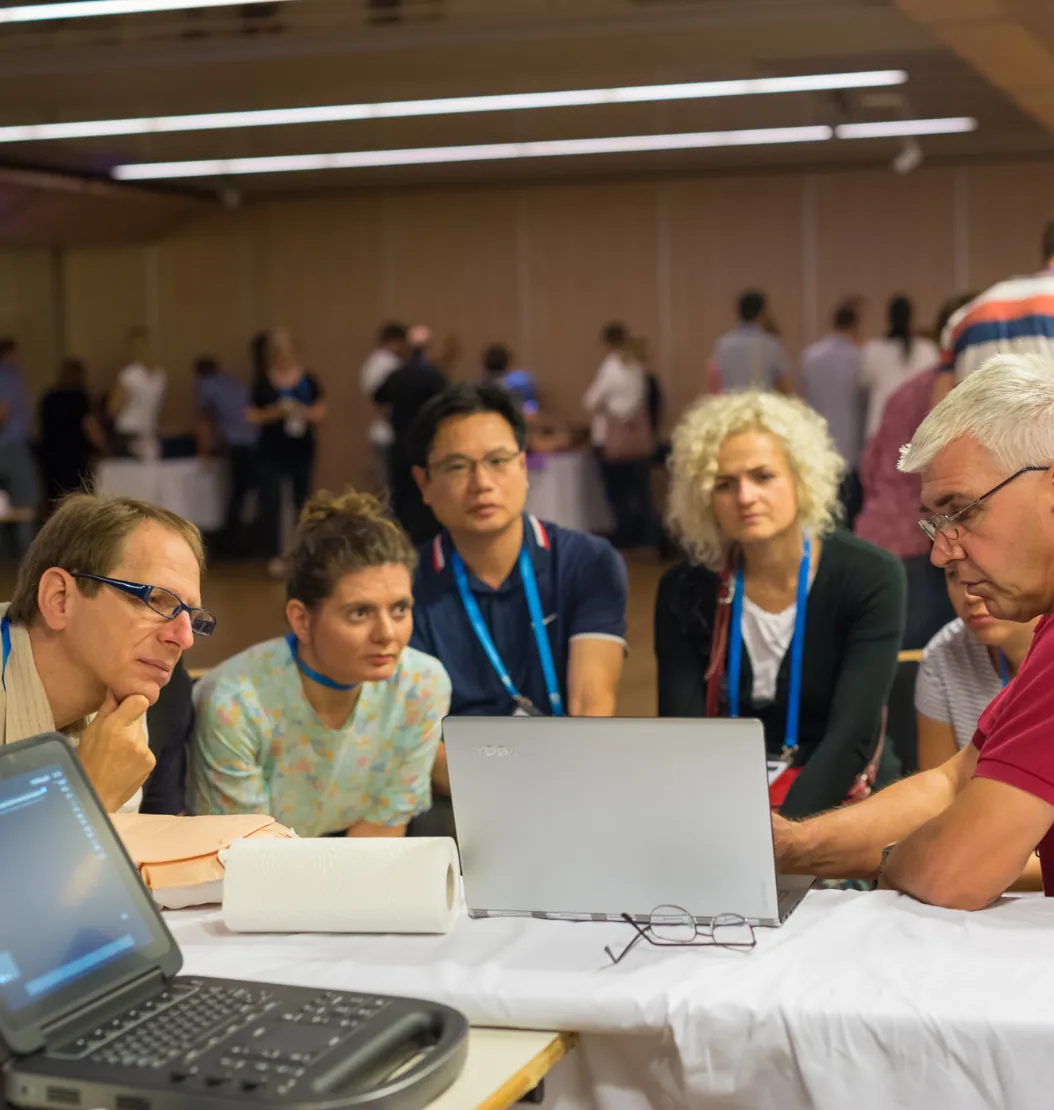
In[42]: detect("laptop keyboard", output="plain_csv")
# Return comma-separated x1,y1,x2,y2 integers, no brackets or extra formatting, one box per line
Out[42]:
50,983,277,1068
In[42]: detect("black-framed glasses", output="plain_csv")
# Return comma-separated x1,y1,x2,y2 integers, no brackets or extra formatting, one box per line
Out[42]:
917,466,1048,543
428,450,523,482
603,905,756,966
71,573,216,636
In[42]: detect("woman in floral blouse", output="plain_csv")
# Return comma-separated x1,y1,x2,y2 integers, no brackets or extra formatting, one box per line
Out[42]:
190,488,450,837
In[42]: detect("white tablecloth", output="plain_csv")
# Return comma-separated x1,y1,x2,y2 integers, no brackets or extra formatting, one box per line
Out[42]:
96,458,227,533
165,890,1054,1109
525,452,613,535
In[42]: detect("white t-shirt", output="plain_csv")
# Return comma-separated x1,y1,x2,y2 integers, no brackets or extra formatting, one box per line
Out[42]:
860,336,939,442
115,362,166,436
360,347,401,448
740,569,816,703
915,618,1005,748
582,353,647,446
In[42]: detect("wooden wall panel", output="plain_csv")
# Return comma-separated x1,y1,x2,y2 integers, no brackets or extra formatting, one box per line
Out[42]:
965,162,1054,292
524,181,662,421
813,167,957,343
63,245,149,397
0,247,61,419
250,194,385,490
666,175,806,420
382,188,521,385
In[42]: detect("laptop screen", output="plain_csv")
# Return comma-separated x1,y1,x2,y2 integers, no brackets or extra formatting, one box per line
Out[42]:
0,736,178,1054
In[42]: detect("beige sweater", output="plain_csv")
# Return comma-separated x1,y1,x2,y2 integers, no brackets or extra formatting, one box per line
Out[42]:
0,602,88,745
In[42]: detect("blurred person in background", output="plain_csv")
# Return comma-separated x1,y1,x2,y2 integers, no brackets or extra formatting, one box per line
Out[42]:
856,293,975,649
107,327,166,460
656,390,905,818
194,355,260,557
933,219,1054,408
359,321,408,491
482,343,539,419
38,357,104,513
584,323,661,553
710,291,791,394
0,338,39,556
800,298,865,527
861,295,938,442
374,324,447,544
248,328,325,576
916,563,1038,772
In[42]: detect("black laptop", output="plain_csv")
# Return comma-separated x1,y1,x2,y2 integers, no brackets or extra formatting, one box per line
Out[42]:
0,734,468,1110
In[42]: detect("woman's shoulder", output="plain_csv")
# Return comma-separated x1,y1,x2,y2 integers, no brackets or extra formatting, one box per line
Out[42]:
390,646,451,701
655,561,723,638
822,527,905,580
657,560,721,601
922,618,979,667
195,638,290,705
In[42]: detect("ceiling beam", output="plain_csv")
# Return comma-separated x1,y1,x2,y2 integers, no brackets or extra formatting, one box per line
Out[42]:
895,0,1054,136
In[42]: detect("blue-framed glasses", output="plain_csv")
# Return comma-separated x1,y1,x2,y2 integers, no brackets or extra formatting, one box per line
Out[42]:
71,573,216,637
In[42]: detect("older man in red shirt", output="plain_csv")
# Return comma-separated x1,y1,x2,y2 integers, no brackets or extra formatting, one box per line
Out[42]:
776,352,1054,909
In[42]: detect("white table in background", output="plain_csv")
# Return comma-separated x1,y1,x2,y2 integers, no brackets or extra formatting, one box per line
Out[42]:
96,458,227,533
525,452,613,535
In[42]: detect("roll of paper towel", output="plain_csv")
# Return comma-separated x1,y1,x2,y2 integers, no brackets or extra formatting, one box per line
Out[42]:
220,836,460,934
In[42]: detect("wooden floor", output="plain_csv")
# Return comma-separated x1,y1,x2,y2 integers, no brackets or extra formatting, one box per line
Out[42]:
0,559,665,717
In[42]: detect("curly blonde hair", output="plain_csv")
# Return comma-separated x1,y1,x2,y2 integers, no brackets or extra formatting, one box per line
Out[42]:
666,391,845,570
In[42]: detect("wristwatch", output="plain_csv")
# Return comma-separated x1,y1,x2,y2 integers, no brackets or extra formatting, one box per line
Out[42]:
876,842,898,889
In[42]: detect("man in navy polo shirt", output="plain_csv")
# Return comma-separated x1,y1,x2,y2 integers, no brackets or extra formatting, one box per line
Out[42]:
407,382,628,831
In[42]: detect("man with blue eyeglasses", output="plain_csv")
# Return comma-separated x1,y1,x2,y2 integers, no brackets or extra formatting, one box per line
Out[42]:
0,493,213,814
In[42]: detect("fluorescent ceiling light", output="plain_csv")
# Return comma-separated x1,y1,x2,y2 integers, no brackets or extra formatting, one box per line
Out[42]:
114,126,836,180
0,0,291,22
835,117,977,139
0,70,908,144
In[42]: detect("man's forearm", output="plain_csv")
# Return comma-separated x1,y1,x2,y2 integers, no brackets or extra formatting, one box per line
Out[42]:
780,766,959,879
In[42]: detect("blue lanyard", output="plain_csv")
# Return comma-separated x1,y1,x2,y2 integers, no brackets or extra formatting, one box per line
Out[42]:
286,632,359,692
1,615,9,692
999,651,1010,688
728,532,811,755
450,545,564,716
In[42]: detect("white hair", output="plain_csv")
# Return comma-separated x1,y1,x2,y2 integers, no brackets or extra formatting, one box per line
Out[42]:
899,354,1054,475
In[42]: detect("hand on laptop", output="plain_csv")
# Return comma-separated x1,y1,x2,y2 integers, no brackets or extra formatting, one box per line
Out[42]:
78,691,154,813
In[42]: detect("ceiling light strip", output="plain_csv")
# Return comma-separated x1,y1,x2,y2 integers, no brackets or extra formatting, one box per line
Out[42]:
114,126,837,180
0,0,293,22
835,116,977,138
0,70,908,143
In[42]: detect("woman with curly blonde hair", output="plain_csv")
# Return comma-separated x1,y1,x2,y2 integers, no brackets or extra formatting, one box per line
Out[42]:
655,391,906,818
191,488,450,838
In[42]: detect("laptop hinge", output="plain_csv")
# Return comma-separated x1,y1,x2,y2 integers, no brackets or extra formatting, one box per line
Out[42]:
38,969,167,1045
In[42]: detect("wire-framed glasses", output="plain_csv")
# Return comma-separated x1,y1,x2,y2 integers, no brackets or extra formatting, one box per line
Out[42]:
71,573,216,636
917,466,1047,542
429,450,523,482
604,905,756,966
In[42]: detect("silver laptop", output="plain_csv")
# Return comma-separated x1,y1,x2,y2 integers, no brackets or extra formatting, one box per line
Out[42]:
444,717,814,928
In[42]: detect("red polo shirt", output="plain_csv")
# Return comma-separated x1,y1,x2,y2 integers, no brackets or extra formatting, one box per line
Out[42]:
973,614,1054,893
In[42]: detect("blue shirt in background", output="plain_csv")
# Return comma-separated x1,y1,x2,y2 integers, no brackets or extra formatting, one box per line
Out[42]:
0,364,30,447
195,372,258,448
410,514,628,716
800,333,864,469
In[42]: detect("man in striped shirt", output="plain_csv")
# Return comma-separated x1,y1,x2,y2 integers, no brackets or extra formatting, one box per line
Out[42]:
934,220,1054,406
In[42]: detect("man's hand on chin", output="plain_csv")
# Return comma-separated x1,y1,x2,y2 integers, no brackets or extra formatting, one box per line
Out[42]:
77,689,154,813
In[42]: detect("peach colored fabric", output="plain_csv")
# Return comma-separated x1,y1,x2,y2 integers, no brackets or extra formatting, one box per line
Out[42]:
111,813,295,891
